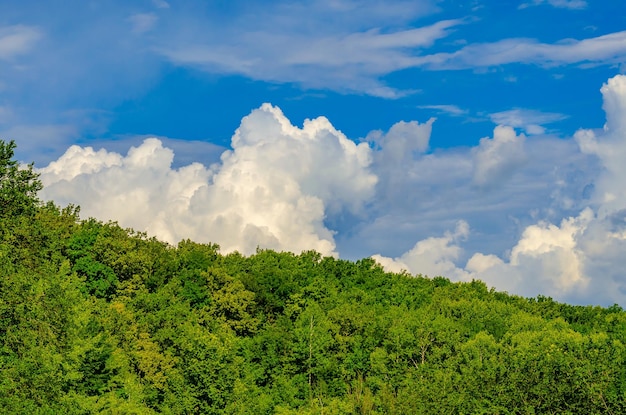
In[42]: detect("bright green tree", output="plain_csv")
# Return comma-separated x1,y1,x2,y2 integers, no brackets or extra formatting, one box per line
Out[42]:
0,139,42,218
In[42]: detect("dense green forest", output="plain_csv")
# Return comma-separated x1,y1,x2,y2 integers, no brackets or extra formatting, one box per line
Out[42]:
1,138,626,414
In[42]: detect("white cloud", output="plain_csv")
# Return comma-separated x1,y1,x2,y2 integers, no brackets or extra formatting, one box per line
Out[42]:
373,75,626,305
472,125,526,187
128,13,158,34
364,118,440,211
519,0,587,10
375,208,593,300
83,136,227,169
369,118,434,163
0,25,41,60
418,104,468,116
141,1,625,97
418,31,626,70
348,117,588,265
489,108,568,135
465,209,592,297
575,75,626,212
39,145,123,184
159,19,462,98
39,104,377,257
372,220,472,281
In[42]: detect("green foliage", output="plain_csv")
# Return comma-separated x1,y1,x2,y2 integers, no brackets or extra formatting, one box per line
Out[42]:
2,138,626,413
0,139,42,219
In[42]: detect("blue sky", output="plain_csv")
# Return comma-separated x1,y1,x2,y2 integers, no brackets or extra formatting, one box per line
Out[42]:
2,0,626,305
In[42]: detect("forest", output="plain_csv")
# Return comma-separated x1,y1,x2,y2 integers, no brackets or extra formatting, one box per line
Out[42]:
1,138,625,414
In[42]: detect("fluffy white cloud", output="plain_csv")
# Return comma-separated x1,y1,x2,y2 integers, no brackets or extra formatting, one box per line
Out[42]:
472,125,527,187
372,220,472,281
467,209,593,298
369,118,434,164
40,139,212,244
39,145,123,184
39,104,376,257
375,208,593,301
575,76,626,214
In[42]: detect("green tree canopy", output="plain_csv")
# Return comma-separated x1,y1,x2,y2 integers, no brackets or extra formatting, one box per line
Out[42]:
0,139,42,218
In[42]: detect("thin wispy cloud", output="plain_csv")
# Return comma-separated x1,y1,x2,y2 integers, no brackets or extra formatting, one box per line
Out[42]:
0,25,41,60
519,0,588,10
490,109,568,135
128,13,158,34
417,31,626,70
418,104,468,116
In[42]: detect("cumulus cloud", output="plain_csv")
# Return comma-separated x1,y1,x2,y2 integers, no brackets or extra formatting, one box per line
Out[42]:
368,118,434,164
374,75,626,305
364,118,438,208
348,116,587,265
40,145,123,183
375,208,594,300
472,125,526,187
40,139,212,245
39,104,376,257
576,75,626,211
467,209,592,298
372,220,471,281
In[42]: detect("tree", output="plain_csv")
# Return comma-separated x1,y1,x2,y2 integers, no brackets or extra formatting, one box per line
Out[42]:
0,139,42,218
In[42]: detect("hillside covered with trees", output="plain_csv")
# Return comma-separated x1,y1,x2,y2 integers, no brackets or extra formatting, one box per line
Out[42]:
2,138,626,414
